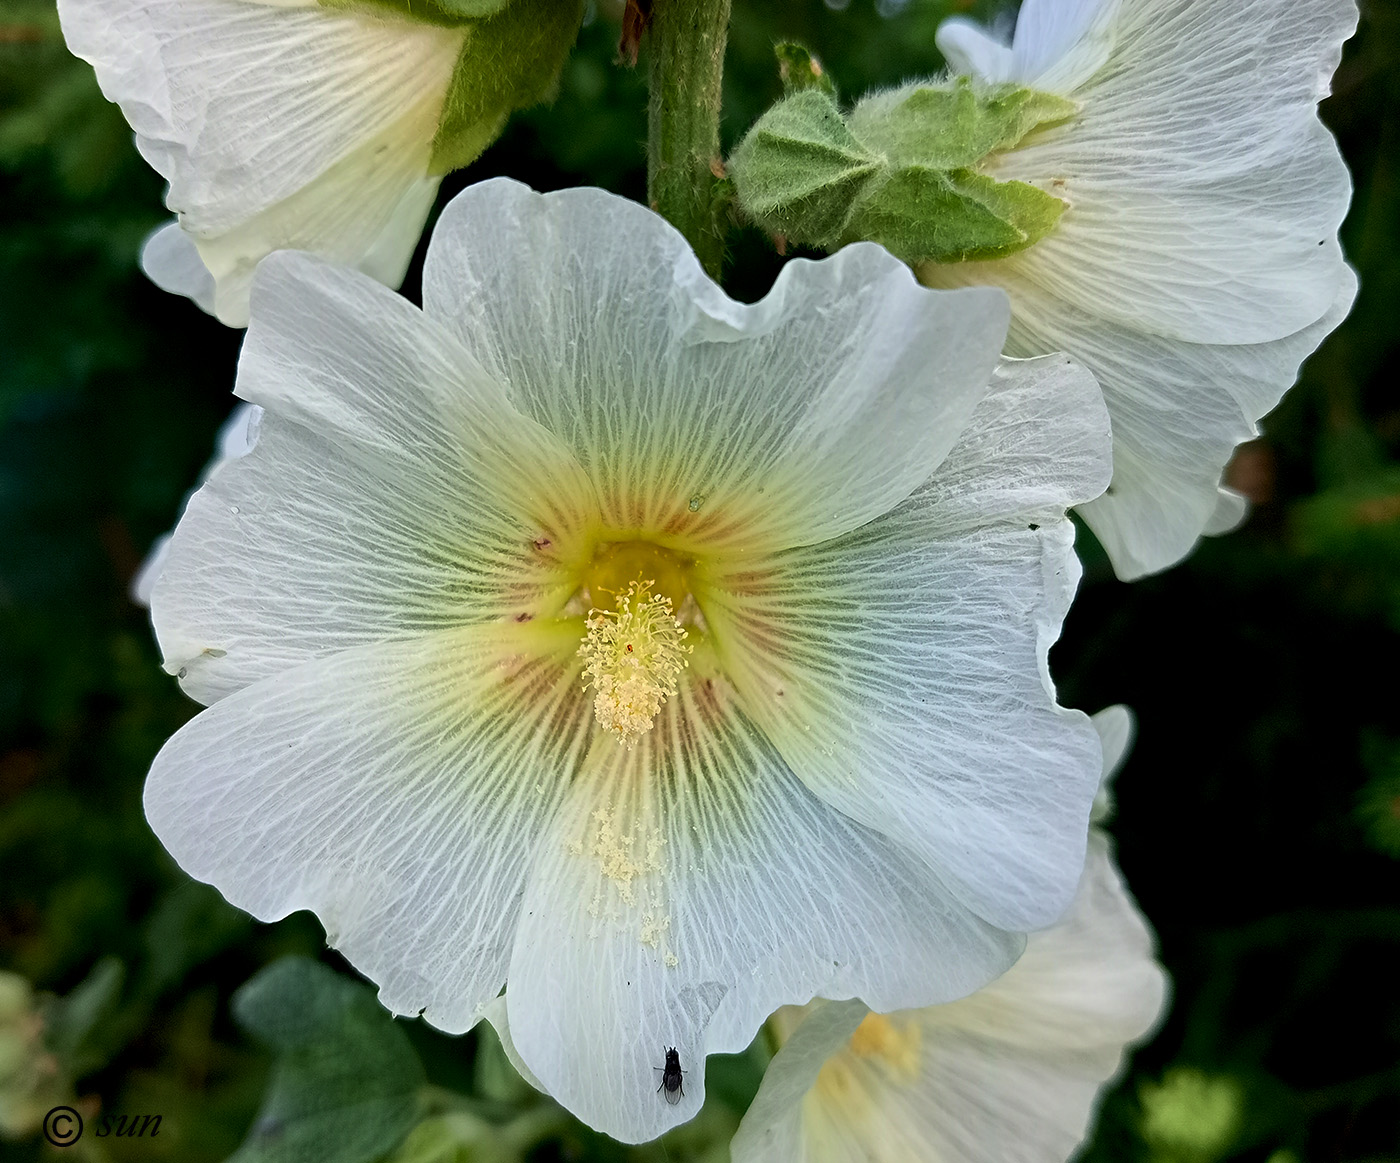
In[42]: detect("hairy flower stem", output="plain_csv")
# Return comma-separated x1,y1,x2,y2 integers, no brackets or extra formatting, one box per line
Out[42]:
647,0,732,281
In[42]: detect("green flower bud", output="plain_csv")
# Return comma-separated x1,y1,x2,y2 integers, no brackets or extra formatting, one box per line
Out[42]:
774,42,836,98
727,88,880,248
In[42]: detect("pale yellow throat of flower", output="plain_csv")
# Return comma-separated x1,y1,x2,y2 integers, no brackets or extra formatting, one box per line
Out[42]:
578,580,692,747
813,1012,924,1111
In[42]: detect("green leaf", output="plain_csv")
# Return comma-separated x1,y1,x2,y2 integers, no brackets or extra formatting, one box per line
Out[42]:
318,0,515,28
42,956,124,1078
142,880,251,998
774,42,836,98
728,88,881,247
429,0,585,175
1357,732,1400,859
387,1114,498,1163
472,1017,532,1105
228,958,426,1163
849,78,1077,170
847,165,1067,263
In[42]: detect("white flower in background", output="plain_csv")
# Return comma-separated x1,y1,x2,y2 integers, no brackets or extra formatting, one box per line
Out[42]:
142,178,1113,1142
57,0,581,327
730,706,1168,1163
916,0,1358,579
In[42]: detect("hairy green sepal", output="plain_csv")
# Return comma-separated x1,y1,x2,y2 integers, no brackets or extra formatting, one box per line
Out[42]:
320,0,515,28
428,0,584,175
730,77,1077,263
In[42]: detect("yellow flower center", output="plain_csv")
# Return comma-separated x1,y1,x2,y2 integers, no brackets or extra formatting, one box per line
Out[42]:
578,577,692,747
584,540,692,613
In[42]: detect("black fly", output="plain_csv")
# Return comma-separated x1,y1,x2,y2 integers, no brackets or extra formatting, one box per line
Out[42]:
655,1046,686,1104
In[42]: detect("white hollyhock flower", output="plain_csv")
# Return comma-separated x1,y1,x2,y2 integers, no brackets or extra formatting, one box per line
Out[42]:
58,0,460,327
730,706,1167,1163
142,178,1113,1142
57,0,578,327
917,0,1358,579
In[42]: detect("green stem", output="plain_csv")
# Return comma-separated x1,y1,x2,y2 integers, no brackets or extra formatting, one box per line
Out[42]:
647,0,732,281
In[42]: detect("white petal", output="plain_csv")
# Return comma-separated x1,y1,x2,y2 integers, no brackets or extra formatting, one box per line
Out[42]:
732,835,1167,1163
480,996,548,1095
978,161,1349,347
422,179,1012,551
505,678,1022,1143
152,252,597,703
710,355,1112,932
214,400,263,461
1089,704,1135,823
140,220,217,315
729,1000,870,1163
132,402,262,609
934,18,1015,82
998,0,1356,218
925,0,1357,578
144,626,593,1034
191,157,442,327
58,0,459,230
1046,268,1358,578
942,0,1358,343
141,173,441,328
131,533,172,609
889,834,1167,1163
1009,0,1120,93
356,174,442,288
1091,705,1135,785
59,0,459,324
1203,488,1249,537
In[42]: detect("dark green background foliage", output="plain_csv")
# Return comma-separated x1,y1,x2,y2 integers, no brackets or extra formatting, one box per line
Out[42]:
2,1,1398,1160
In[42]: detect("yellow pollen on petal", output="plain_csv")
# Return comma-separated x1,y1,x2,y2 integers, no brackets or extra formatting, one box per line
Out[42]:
847,1012,922,1078
587,805,661,904
578,579,692,747
639,910,671,948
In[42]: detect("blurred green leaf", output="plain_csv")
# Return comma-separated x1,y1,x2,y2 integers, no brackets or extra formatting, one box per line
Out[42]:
0,1,137,197
42,954,123,1077
142,881,251,999
228,958,425,1163
471,1019,530,1106
1290,462,1400,625
1358,732,1400,858
387,1113,500,1163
